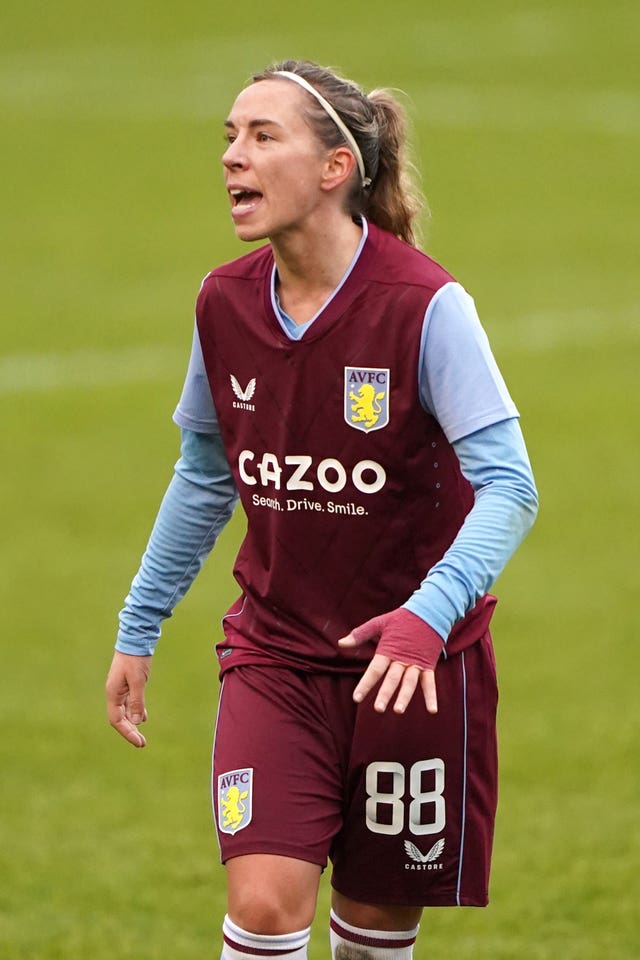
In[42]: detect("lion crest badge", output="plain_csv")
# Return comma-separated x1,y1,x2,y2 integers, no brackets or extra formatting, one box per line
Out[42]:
344,367,390,432
217,768,253,835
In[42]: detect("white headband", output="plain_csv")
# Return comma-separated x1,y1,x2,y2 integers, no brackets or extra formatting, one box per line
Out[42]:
273,70,371,188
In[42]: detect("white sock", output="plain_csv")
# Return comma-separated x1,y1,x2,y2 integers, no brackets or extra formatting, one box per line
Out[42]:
222,914,310,960
329,909,419,960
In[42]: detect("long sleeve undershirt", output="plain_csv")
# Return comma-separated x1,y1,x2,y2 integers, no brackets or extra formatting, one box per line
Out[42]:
116,419,537,655
117,228,538,654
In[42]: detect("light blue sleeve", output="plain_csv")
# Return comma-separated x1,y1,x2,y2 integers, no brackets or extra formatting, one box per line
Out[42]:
173,323,219,434
116,428,239,655
403,418,538,640
419,282,519,442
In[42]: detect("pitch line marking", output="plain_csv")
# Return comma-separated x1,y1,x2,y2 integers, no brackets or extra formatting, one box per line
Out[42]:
0,306,637,396
0,346,182,395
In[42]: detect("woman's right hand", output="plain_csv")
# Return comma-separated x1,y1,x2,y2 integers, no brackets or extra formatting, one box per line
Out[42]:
105,651,152,748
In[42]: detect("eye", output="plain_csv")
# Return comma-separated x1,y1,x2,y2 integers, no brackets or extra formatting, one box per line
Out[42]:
223,132,236,145
256,131,273,143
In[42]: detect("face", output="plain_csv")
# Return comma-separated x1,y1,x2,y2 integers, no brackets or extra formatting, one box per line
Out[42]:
222,80,334,243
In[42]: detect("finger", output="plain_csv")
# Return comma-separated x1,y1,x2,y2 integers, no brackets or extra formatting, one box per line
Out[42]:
392,665,421,714
108,703,147,748
126,705,149,724
352,654,390,703
338,632,358,647
125,686,147,725
351,618,381,643
420,670,438,714
373,661,408,713
338,629,376,648
117,718,147,748
339,614,386,648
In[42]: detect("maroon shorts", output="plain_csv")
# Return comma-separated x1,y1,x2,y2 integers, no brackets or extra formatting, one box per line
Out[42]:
212,634,498,907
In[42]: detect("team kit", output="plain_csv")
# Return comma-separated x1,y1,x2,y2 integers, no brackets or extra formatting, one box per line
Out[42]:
202,223,499,907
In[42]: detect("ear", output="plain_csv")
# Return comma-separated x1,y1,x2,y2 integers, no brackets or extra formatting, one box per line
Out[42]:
320,146,358,193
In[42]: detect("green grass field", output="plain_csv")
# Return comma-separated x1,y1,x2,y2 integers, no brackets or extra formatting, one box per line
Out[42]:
2,1,638,957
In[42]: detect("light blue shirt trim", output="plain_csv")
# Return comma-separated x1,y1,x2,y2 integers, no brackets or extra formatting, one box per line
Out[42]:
174,268,517,443
418,282,519,442
173,323,218,433
270,219,368,340
273,294,313,339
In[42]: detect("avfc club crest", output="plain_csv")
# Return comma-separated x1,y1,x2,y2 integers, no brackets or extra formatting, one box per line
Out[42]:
217,768,253,835
344,367,390,432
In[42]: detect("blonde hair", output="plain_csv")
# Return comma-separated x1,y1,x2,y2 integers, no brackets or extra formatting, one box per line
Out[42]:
252,60,425,246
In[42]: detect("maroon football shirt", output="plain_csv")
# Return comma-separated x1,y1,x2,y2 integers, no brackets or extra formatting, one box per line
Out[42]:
197,222,495,673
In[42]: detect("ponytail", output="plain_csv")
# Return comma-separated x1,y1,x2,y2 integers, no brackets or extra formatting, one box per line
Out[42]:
252,60,426,246
363,90,425,246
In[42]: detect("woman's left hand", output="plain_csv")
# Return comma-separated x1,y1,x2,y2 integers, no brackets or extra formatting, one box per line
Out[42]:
338,607,444,715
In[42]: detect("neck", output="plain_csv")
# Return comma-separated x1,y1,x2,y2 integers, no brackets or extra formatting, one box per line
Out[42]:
271,211,363,324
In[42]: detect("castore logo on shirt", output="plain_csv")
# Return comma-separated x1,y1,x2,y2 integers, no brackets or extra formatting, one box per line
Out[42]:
230,374,256,411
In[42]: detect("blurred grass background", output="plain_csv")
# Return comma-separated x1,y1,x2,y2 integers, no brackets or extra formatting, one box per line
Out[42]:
1,1,638,957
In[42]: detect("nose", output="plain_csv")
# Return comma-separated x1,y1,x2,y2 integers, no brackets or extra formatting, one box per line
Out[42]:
222,138,248,171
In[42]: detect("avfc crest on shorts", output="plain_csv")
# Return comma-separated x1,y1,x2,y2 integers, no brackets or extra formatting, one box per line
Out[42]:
217,768,253,835
344,367,390,432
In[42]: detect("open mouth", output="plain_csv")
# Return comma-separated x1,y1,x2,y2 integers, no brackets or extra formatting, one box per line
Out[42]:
229,188,263,211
